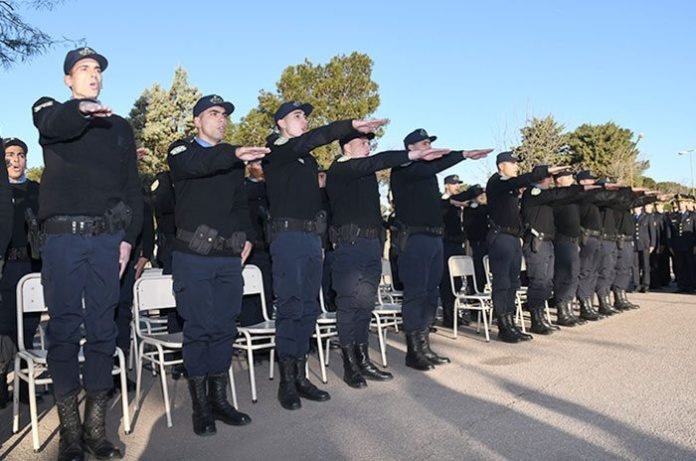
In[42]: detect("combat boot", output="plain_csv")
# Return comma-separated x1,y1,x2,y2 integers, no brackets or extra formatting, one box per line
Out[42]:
187,376,216,436
579,298,601,320
354,344,392,381
421,330,450,365
295,356,331,401
56,390,84,461
82,391,122,459
208,373,252,426
340,345,367,388
530,308,554,335
598,294,620,315
555,300,577,327
496,314,521,343
277,358,301,410
405,332,435,370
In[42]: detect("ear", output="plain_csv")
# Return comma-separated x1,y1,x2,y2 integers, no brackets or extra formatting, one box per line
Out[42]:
193,116,201,130
277,118,286,132
64,74,72,89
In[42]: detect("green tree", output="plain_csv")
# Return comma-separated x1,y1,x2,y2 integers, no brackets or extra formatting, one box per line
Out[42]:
566,122,648,185
513,115,569,173
654,181,689,195
128,67,201,178
231,52,381,170
0,1,71,69
25,165,43,182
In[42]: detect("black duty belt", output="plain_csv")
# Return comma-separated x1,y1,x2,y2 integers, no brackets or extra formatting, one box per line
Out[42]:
580,228,601,238
408,226,444,236
43,215,108,236
6,247,30,261
555,234,579,244
616,234,632,242
176,229,243,252
600,233,617,241
270,217,320,234
336,225,382,240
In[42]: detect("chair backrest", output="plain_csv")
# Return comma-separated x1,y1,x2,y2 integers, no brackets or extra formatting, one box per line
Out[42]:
141,267,164,278
16,273,47,352
242,264,271,321
448,255,475,295
132,275,176,335
380,258,395,289
482,255,492,292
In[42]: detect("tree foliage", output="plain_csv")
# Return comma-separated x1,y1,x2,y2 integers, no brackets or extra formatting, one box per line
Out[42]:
566,122,648,185
654,181,690,195
0,0,69,69
25,165,43,182
513,115,569,173
230,52,381,170
128,67,201,178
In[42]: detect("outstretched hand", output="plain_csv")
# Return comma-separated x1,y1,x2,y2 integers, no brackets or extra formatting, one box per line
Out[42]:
79,101,112,117
407,148,451,161
236,147,270,161
548,165,572,175
583,184,602,191
463,149,493,160
352,118,389,133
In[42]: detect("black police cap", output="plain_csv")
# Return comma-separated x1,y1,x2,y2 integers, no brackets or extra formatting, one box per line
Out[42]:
467,184,484,195
496,151,519,164
3,137,28,154
274,101,313,124
403,128,437,149
575,170,598,181
339,131,375,148
63,47,108,75
443,174,463,185
193,95,235,117
553,169,574,179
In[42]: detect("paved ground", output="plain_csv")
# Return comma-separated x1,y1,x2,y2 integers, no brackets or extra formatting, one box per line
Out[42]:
2,290,695,461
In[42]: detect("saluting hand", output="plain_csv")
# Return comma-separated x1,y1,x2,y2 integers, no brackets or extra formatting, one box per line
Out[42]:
79,101,112,117
408,148,451,161
241,241,253,265
352,119,389,133
547,165,572,175
583,184,602,191
235,147,270,162
463,149,493,160
119,242,132,279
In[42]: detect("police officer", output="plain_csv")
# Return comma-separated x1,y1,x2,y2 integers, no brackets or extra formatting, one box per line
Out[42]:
632,204,655,292
264,101,386,409
1,138,41,408
327,131,449,386
0,138,11,409
486,153,565,343
390,129,490,369
668,197,696,293
651,201,672,288
168,94,267,436
151,171,176,274
462,185,489,293
521,170,586,334
33,47,144,461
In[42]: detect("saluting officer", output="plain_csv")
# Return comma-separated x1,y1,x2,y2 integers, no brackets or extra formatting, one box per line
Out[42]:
462,185,489,293
485,153,565,343
521,169,585,335
327,131,449,387
33,47,143,461
390,129,490,370
263,101,386,410
168,94,268,436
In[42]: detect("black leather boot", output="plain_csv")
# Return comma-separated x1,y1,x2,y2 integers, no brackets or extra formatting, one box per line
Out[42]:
187,376,216,436
405,332,435,370
508,314,533,340
579,298,601,320
56,390,85,461
340,345,367,388
278,358,301,410
496,314,520,343
354,344,392,381
0,371,8,409
617,289,640,309
612,290,630,311
208,373,252,426
530,308,554,335
598,294,620,315
555,301,577,327
82,391,122,459
422,330,451,365
566,302,586,325
295,356,331,401
540,307,560,331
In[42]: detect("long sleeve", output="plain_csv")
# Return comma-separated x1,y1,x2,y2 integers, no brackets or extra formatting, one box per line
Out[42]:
329,151,410,180
168,140,242,181
267,120,354,167
32,97,93,143
0,149,12,254
391,151,466,180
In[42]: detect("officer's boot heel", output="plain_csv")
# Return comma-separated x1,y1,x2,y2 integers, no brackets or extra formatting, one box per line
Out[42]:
82,391,122,459
278,358,301,410
56,390,84,461
340,345,367,389
295,356,330,401
208,373,251,425
187,376,216,436
405,332,435,370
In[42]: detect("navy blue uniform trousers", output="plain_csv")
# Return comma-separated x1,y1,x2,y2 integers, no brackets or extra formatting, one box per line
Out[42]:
487,232,522,316
612,240,634,291
331,238,381,346
42,232,122,399
554,238,580,304
398,234,443,334
270,231,322,360
523,239,554,311
172,251,242,377
577,236,601,300
595,239,618,296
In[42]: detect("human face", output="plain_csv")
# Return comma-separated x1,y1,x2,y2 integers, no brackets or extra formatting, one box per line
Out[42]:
579,179,595,186
498,161,519,177
445,183,461,195
343,137,371,158
537,176,552,189
278,109,308,138
408,139,432,151
194,106,229,145
5,145,27,180
656,203,664,213
555,175,574,187
64,58,103,99
645,203,654,213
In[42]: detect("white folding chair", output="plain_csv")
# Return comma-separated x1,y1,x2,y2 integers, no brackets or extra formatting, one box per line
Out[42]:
312,290,338,384
448,255,493,341
379,258,403,304
234,265,275,403
12,273,131,452
133,274,238,428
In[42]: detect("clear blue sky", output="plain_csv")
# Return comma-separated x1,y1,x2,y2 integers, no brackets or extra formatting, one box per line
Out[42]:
1,0,694,187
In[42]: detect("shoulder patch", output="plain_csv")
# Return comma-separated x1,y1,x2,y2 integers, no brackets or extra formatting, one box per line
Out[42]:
531,188,541,196
33,100,54,113
150,179,160,192
337,156,351,163
274,137,288,146
169,145,187,156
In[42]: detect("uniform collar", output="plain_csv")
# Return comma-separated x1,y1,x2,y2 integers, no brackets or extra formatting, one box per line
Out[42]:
9,175,27,184
194,136,214,148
